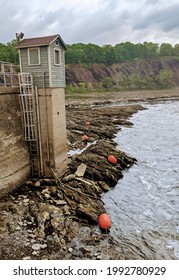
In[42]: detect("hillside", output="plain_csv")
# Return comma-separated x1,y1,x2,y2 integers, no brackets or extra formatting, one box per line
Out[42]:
65,58,179,88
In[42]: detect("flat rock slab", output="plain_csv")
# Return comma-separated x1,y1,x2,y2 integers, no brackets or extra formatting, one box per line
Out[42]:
75,163,87,177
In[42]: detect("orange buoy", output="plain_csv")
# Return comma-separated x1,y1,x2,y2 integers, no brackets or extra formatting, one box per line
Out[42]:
108,155,117,164
99,213,111,230
82,135,89,142
85,121,90,126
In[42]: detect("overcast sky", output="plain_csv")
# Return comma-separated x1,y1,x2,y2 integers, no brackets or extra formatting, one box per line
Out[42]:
1,0,179,46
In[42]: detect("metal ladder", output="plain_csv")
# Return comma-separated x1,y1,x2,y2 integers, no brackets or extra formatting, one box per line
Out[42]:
18,73,43,177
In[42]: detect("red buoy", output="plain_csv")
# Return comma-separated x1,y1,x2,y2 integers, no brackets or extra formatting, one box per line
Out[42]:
98,213,111,230
85,121,90,126
82,135,89,141
108,155,117,164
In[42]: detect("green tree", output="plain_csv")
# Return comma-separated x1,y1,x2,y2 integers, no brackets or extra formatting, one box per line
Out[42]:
0,40,19,64
102,45,118,64
119,75,131,88
115,42,135,61
103,76,113,89
158,70,173,87
66,46,85,64
141,42,159,59
78,81,86,90
130,73,145,89
173,44,179,56
145,75,158,89
159,43,174,56
84,43,105,64
87,81,93,90
97,82,103,90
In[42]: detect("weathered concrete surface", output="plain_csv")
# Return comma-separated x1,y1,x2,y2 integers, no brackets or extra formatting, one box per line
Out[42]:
38,88,67,177
0,88,30,196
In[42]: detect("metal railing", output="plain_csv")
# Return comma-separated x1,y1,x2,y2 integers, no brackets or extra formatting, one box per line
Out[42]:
0,61,19,87
0,72,19,86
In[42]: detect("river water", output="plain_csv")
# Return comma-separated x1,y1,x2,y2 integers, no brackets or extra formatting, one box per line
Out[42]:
103,100,179,259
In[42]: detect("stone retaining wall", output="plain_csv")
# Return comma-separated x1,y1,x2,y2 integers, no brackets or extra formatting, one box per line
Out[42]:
0,87,30,196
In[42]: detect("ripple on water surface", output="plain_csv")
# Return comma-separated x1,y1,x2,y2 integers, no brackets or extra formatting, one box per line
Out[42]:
103,100,179,259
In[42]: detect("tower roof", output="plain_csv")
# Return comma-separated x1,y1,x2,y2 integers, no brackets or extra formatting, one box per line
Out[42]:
17,34,67,49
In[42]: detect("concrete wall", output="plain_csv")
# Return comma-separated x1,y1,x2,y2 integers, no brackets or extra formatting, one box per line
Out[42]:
38,87,67,177
0,85,68,195
0,87,30,197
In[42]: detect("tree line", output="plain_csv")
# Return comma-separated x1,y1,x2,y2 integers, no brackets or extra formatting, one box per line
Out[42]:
0,39,179,66
65,42,179,65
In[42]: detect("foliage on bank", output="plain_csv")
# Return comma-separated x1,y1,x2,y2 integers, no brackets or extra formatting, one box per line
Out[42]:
66,70,174,94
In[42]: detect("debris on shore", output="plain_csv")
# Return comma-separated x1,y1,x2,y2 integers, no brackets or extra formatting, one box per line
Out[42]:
66,103,144,149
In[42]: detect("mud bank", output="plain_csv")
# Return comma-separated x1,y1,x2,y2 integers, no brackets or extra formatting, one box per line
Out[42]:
65,88,179,109
0,102,144,260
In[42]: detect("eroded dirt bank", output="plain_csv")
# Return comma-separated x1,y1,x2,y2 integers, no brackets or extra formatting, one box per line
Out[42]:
65,60,179,87
0,101,145,260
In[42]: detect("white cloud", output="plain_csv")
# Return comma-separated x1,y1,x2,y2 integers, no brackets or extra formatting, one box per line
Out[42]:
0,0,179,46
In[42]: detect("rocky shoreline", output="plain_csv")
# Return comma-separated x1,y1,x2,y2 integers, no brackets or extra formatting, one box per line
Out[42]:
0,99,145,260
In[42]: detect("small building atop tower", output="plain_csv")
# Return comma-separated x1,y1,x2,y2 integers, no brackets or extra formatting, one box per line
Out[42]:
17,34,67,88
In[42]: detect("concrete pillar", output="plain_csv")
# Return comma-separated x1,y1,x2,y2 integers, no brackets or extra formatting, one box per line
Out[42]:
38,87,67,177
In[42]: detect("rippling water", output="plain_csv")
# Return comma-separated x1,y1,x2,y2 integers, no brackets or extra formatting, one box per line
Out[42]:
103,100,179,259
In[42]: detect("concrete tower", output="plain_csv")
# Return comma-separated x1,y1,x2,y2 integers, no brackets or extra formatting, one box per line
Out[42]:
17,34,67,177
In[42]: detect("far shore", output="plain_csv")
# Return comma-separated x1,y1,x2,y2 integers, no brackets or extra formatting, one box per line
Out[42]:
65,87,179,107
